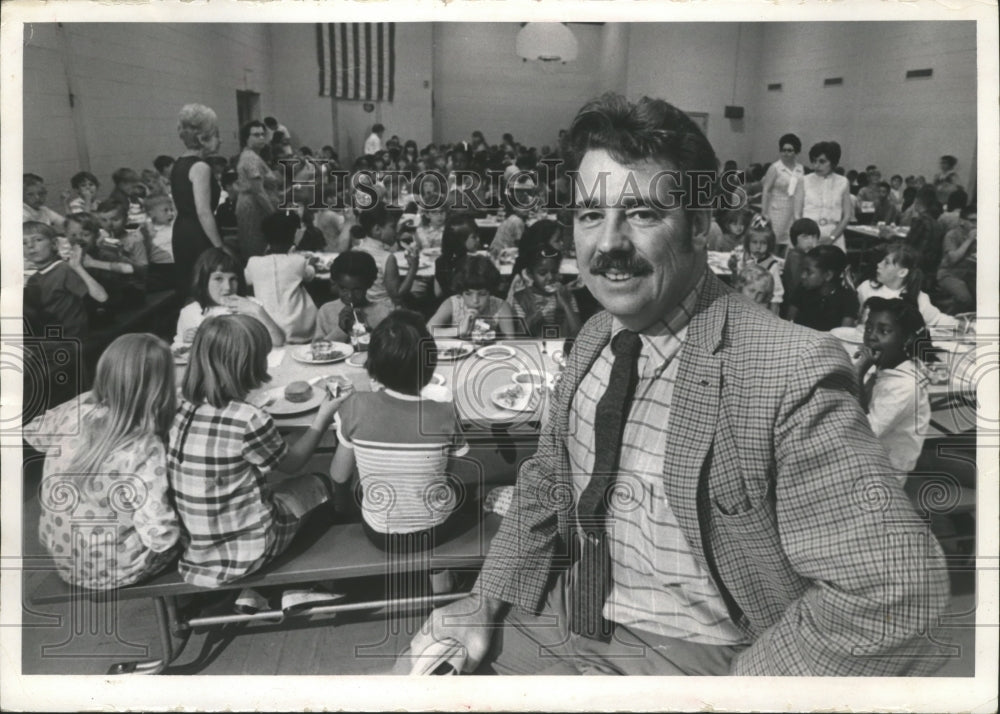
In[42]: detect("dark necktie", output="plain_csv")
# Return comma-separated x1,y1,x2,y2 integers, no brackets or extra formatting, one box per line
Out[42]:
571,330,643,640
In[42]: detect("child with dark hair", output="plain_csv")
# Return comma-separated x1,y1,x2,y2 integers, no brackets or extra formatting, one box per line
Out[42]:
314,251,394,343
328,310,470,551
108,168,148,228
785,245,859,331
936,205,976,314
434,214,482,300
214,169,239,241
67,171,101,214
244,212,318,343
855,297,931,477
356,203,419,305
782,217,821,296
510,244,581,338
427,255,516,339
173,247,285,348
711,208,750,252
857,242,958,328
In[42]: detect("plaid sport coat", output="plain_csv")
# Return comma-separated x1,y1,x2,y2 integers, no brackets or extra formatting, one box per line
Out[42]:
476,271,950,675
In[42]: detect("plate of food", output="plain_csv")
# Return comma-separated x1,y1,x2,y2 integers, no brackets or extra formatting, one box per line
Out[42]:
476,344,515,361
490,383,537,412
470,320,497,345
497,247,518,266
436,339,474,362
513,370,555,390
171,344,192,365
254,380,327,417
293,341,354,364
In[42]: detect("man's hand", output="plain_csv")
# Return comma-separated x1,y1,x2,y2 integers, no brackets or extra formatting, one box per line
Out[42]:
406,594,502,674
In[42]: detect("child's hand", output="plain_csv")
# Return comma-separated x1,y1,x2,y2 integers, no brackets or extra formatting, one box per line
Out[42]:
66,244,83,269
405,248,420,271
317,378,355,422
222,295,259,316
184,328,199,344
855,345,879,369
338,305,356,334
459,309,479,336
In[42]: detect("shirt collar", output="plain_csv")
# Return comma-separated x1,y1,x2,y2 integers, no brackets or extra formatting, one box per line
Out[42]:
383,387,423,401
609,267,706,376
37,259,62,275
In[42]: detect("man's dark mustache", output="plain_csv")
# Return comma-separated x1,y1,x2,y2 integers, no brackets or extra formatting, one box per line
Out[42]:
589,251,654,276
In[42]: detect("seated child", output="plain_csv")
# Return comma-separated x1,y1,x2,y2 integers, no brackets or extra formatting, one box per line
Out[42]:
23,221,107,340
734,263,775,311
855,298,930,478
64,212,135,318
506,219,565,301
245,212,318,343
416,203,448,251
509,244,581,338
173,247,286,348
434,214,482,300
728,215,783,315
857,242,959,328
108,168,148,228
488,183,533,261
329,310,470,550
889,174,904,211
295,208,328,253
786,245,859,331
355,203,420,306
95,199,148,299
782,217,821,296
427,255,517,340
154,154,175,196
141,194,178,292
66,171,100,214
23,174,65,230
936,205,976,314
314,251,394,344
25,333,180,589
168,314,353,588
709,208,749,252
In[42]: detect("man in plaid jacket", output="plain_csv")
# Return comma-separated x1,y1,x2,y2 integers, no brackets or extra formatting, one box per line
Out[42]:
404,94,949,676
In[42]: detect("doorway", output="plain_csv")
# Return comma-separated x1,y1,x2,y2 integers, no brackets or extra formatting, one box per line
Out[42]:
236,90,261,129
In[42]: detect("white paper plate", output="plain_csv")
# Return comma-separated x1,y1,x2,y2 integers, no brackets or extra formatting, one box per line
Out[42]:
830,326,864,345
291,342,354,364
436,339,474,361
490,383,537,412
256,385,326,417
430,373,446,386
476,344,515,361
513,370,555,390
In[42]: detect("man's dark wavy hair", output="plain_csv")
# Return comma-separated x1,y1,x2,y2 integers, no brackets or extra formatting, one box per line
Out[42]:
567,93,718,177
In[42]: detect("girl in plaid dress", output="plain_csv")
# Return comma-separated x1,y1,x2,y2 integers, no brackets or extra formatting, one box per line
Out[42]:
27,334,180,590
168,314,353,588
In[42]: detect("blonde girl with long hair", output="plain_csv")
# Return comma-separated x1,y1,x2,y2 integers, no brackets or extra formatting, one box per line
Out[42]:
26,334,180,589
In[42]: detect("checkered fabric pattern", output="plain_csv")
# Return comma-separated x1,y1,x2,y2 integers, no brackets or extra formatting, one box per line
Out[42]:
168,399,299,588
568,277,748,645
476,270,949,675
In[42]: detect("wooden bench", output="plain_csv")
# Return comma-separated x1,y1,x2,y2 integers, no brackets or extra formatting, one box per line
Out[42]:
30,514,501,674
83,288,182,361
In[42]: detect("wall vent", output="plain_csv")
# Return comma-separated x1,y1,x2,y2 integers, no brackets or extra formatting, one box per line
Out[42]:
767,82,782,91
824,77,844,86
906,68,933,79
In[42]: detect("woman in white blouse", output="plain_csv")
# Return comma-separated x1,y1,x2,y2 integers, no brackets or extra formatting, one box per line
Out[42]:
794,141,852,251
760,133,804,253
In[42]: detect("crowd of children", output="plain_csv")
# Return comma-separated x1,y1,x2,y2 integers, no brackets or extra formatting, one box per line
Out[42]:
22,118,974,613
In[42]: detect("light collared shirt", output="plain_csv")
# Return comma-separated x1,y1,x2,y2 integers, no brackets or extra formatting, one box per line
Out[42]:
864,360,930,476
567,270,748,645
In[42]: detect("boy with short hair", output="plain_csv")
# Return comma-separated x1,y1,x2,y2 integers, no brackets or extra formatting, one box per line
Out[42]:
96,199,148,299
23,174,66,230
108,167,148,227
141,194,177,292
782,217,821,297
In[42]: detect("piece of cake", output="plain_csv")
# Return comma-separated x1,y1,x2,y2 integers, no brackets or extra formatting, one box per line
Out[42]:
284,381,314,403
311,341,339,361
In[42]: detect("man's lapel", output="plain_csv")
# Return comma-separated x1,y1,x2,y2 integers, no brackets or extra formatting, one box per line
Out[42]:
662,274,730,566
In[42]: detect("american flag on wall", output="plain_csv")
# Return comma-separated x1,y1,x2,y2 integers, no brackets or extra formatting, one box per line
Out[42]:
317,23,395,101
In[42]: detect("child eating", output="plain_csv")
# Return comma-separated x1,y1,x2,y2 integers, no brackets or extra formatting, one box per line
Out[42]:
434,214,482,300
173,247,285,348
328,310,470,549
427,255,516,340
244,212,318,344
95,199,148,299
785,245,859,331
855,298,931,478
313,251,393,344
26,334,180,589
141,194,178,292
509,244,581,338
355,204,420,306
168,314,353,589
67,171,101,214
